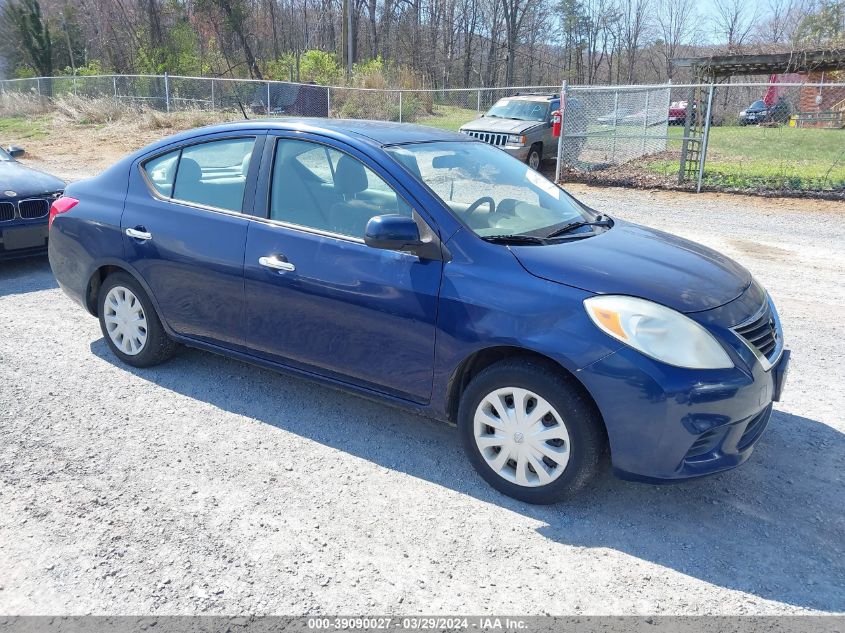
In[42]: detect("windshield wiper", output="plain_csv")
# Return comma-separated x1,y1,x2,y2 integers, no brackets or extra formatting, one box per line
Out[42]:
545,215,612,239
481,234,548,245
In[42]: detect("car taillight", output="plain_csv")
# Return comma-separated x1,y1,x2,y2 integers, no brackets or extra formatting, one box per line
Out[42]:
48,196,79,230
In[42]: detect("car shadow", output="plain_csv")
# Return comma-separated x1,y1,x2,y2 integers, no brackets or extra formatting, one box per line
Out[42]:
90,339,845,612
0,255,57,297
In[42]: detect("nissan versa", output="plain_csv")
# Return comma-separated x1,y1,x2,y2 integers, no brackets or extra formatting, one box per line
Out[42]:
48,119,789,504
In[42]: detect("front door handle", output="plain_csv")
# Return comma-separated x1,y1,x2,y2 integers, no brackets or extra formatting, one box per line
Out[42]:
259,255,295,272
125,227,152,241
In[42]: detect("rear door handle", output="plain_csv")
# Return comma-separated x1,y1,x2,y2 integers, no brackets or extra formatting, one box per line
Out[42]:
125,227,152,241
259,255,295,272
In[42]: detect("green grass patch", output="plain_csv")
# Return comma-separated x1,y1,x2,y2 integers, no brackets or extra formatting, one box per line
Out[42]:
0,116,50,141
416,104,479,132
643,125,845,191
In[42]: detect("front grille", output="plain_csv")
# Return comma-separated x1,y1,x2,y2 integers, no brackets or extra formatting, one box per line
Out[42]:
465,130,508,147
734,302,779,362
18,198,49,219
0,201,14,222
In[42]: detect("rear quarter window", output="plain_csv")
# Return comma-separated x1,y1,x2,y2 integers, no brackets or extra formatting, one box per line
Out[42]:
143,150,180,197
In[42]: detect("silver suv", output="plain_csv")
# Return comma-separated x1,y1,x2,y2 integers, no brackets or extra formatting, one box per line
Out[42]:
459,94,560,170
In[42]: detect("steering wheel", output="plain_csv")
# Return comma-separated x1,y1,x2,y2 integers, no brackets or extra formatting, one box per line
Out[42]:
465,196,495,217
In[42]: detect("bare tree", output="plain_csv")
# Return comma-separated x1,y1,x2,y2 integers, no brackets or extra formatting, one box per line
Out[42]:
618,0,650,83
654,0,696,80
712,0,757,51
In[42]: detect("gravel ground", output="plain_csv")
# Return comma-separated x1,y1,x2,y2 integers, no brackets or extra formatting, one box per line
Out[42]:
1,176,843,615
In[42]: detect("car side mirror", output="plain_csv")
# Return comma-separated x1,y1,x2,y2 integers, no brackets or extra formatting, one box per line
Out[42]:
365,214,422,252
7,145,25,158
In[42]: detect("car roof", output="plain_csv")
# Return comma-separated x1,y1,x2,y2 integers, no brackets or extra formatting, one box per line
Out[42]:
142,118,469,153
497,94,558,102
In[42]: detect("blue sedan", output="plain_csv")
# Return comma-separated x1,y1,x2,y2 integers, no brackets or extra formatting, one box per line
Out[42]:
48,119,790,504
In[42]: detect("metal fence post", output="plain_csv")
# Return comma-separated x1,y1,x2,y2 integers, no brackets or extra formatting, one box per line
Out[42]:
641,90,649,154
611,90,619,158
267,82,271,116
477,89,481,113
164,72,170,112
327,87,331,117
210,79,215,110
556,81,568,183
112,76,117,99
37,77,42,97
696,85,715,193
398,91,403,123
678,85,695,184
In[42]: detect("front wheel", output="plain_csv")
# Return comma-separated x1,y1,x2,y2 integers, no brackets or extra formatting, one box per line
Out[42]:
458,358,606,504
526,145,541,171
97,272,179,368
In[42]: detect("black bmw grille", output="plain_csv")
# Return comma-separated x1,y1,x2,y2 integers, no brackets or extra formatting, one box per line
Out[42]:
0,201,14,222
18,198,49,219
735,303,779,362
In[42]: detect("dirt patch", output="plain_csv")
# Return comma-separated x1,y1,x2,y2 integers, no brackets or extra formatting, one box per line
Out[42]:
728,239,796,262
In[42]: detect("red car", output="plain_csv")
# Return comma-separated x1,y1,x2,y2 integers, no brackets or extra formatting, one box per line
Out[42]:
669,101,689,125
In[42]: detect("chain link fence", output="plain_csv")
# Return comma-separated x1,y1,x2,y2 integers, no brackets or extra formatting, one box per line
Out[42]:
557,81,845,196
0,74,557,126
1,73,842,195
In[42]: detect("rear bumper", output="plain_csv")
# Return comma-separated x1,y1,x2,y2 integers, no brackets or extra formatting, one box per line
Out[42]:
577,345,790,483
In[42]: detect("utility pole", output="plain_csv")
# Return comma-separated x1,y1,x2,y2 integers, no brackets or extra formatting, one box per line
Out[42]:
342,0,354,77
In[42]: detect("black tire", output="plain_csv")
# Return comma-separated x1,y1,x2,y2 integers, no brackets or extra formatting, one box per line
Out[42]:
97,271,179,368
457,358,606,504
526,144,542,171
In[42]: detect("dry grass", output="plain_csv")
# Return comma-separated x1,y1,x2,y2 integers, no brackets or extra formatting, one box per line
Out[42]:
52,95,130,124
0,93,52,118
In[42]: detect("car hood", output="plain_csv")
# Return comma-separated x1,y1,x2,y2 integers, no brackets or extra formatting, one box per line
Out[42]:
461,118,542,134
509,220,752,313
0,161,65,198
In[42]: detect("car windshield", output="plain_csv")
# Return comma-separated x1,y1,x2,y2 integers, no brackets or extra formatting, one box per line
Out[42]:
750,100,766,109
386,141,592,238
0,147,11,161
485,98,548,122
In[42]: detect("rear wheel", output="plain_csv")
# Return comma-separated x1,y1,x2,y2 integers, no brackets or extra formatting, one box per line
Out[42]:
526,144,542,170
458,358,605,504
97,272,178,368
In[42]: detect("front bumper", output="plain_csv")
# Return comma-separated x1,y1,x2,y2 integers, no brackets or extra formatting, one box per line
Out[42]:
501,145,531,160
577,333,789,483
0,221,48,260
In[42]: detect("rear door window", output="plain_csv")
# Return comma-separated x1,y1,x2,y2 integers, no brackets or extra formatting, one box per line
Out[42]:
173,138,255,212
142,138,256,213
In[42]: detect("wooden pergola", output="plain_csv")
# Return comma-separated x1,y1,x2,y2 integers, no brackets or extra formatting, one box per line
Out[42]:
672,48,845,81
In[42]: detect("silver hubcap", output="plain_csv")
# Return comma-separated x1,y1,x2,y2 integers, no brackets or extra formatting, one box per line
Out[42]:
103,286,148,356
528,152,540,170
474,387,570,487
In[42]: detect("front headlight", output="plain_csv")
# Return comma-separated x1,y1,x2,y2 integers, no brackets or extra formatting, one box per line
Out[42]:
584,295,733,369
507,134,526,145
